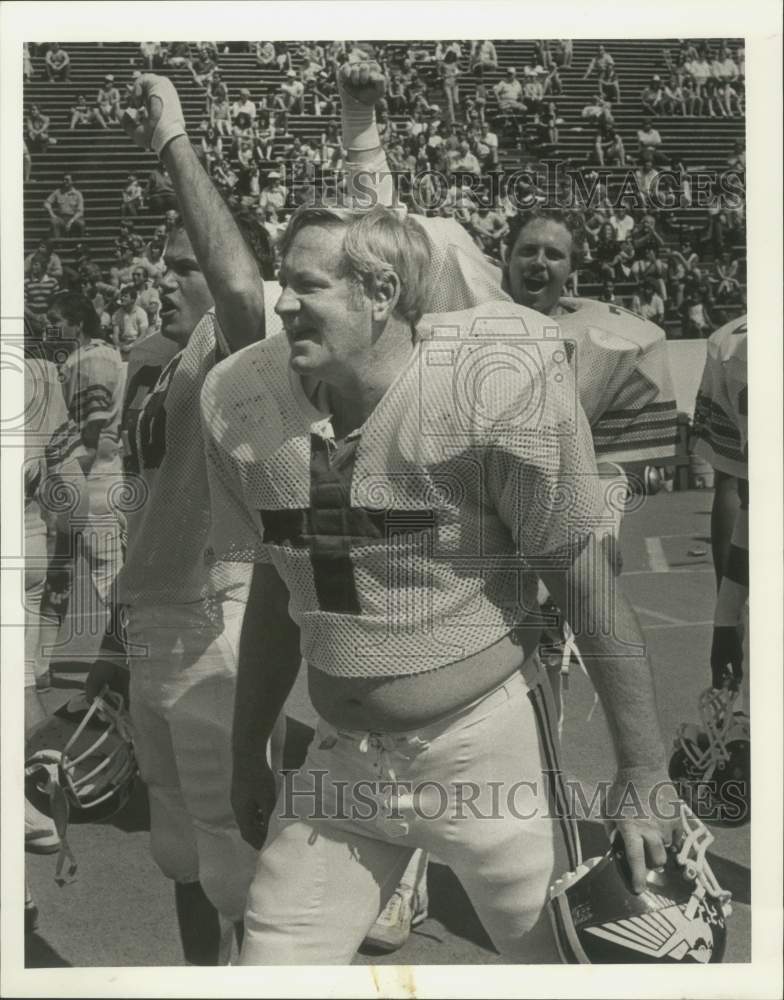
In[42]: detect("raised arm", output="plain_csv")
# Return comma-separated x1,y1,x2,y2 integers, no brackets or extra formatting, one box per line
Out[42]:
338,61,396,208
122,74,265,349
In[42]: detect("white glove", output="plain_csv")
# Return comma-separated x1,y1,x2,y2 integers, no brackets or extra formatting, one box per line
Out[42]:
122,73,186,156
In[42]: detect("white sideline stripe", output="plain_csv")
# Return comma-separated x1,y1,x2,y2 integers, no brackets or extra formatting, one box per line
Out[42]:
635,605,692,626
644,536,670,573
642,620,713,630
623,567,714,576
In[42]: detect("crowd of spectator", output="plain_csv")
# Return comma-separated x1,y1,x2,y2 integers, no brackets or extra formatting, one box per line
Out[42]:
23,38,747,338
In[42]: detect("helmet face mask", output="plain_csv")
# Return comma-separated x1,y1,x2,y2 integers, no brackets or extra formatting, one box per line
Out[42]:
548,805,733,964
669,687,750,828
25,691,137,825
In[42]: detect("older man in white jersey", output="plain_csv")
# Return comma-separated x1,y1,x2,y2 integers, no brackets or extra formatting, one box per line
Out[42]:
86,75,281,965
201,204,680,965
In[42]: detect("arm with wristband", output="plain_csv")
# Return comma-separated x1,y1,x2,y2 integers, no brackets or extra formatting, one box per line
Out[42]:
121,74,266,350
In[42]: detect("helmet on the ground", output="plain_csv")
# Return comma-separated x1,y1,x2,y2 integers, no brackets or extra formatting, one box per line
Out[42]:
549,805,732,963
669,686,750,827
25,689,137,825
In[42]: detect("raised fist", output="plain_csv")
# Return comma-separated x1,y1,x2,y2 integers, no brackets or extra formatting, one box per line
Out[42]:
122,73,186,156
338,60,386,109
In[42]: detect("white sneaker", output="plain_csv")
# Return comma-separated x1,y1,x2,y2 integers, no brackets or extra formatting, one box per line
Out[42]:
25,798,60,855
362,883,429,954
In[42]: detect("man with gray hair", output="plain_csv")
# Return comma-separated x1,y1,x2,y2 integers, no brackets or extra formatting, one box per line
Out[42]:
201,202,679,964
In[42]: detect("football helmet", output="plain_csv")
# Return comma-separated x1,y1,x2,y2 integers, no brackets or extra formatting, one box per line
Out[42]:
669,686,750,828
25,689,137,826
549,804,732,964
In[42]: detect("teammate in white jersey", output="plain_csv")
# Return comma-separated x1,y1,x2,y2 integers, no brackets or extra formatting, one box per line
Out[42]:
691,316,748,703
85,74,281,965
202,204,679,965
336,59,680,951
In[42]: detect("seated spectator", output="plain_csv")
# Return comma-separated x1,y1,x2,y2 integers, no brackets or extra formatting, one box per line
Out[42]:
690,55,713,109
145,164,177,214
189,48,218,90
112,286,149,359
96,75,121,123
232,86,258,128
609,203,636,243
631,280,665,324
713,251,740,301
632,247,668,301
387,72,408,114
551,39,573,68
121,174,144,217
680,286,714,337
522,69,546,116
640,76,665,116
680,73,702,116
275,70,304,114
210,89,232,137
211,155,238,194
44,174,85,237
593,222,620,279
26,105,57,152
599,64,621,104
139,42,165,69
260,204,287,249
201,124,224,166
70,95,108,130
255,40,276,67
583,43,614,80
24,259,59,328
44,43,70,81
634,151,660,205
473,122,499,169
636,117,668,165
494,67,526,113
447,139,481,177
24,240,63,280
581,94,614,127
464,66,489,125
274,41,292,72
598,279,618,304
311,73,337,116
611,238,637,282
470,39,498,70
258,172,287,212
593,124,625,167
321,122,344,172
139,240,165,282
662,75,686,116
718,76,742,117
130,266,161,320
524,113,554,158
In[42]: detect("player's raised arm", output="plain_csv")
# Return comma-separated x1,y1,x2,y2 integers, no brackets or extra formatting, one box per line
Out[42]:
122,74,265,349
338,61,395,208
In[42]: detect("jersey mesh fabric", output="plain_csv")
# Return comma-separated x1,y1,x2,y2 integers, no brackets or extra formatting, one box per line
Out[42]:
119,310,250,607
692,315,747,479
202,300,606,679
24,357,71,522
555,298,679,463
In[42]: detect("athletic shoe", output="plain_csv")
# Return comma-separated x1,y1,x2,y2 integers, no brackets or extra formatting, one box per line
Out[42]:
25,798,60,855
362,883,428,954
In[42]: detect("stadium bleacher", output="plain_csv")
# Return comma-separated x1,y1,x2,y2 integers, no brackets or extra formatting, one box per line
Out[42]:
23,39,746,337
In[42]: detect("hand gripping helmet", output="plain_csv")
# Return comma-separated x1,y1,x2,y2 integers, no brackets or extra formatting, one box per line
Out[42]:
548,805,732,963
25,689,137,827
668,686,750,828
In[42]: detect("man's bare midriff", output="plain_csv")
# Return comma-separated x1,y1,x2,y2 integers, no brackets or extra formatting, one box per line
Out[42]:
308,626,541,732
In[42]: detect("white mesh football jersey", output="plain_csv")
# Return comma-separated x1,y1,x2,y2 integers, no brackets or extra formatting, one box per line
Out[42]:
554,298,679,464
120,310,251,606
202,300,606,679
692,315,747,479
24,356,69,509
